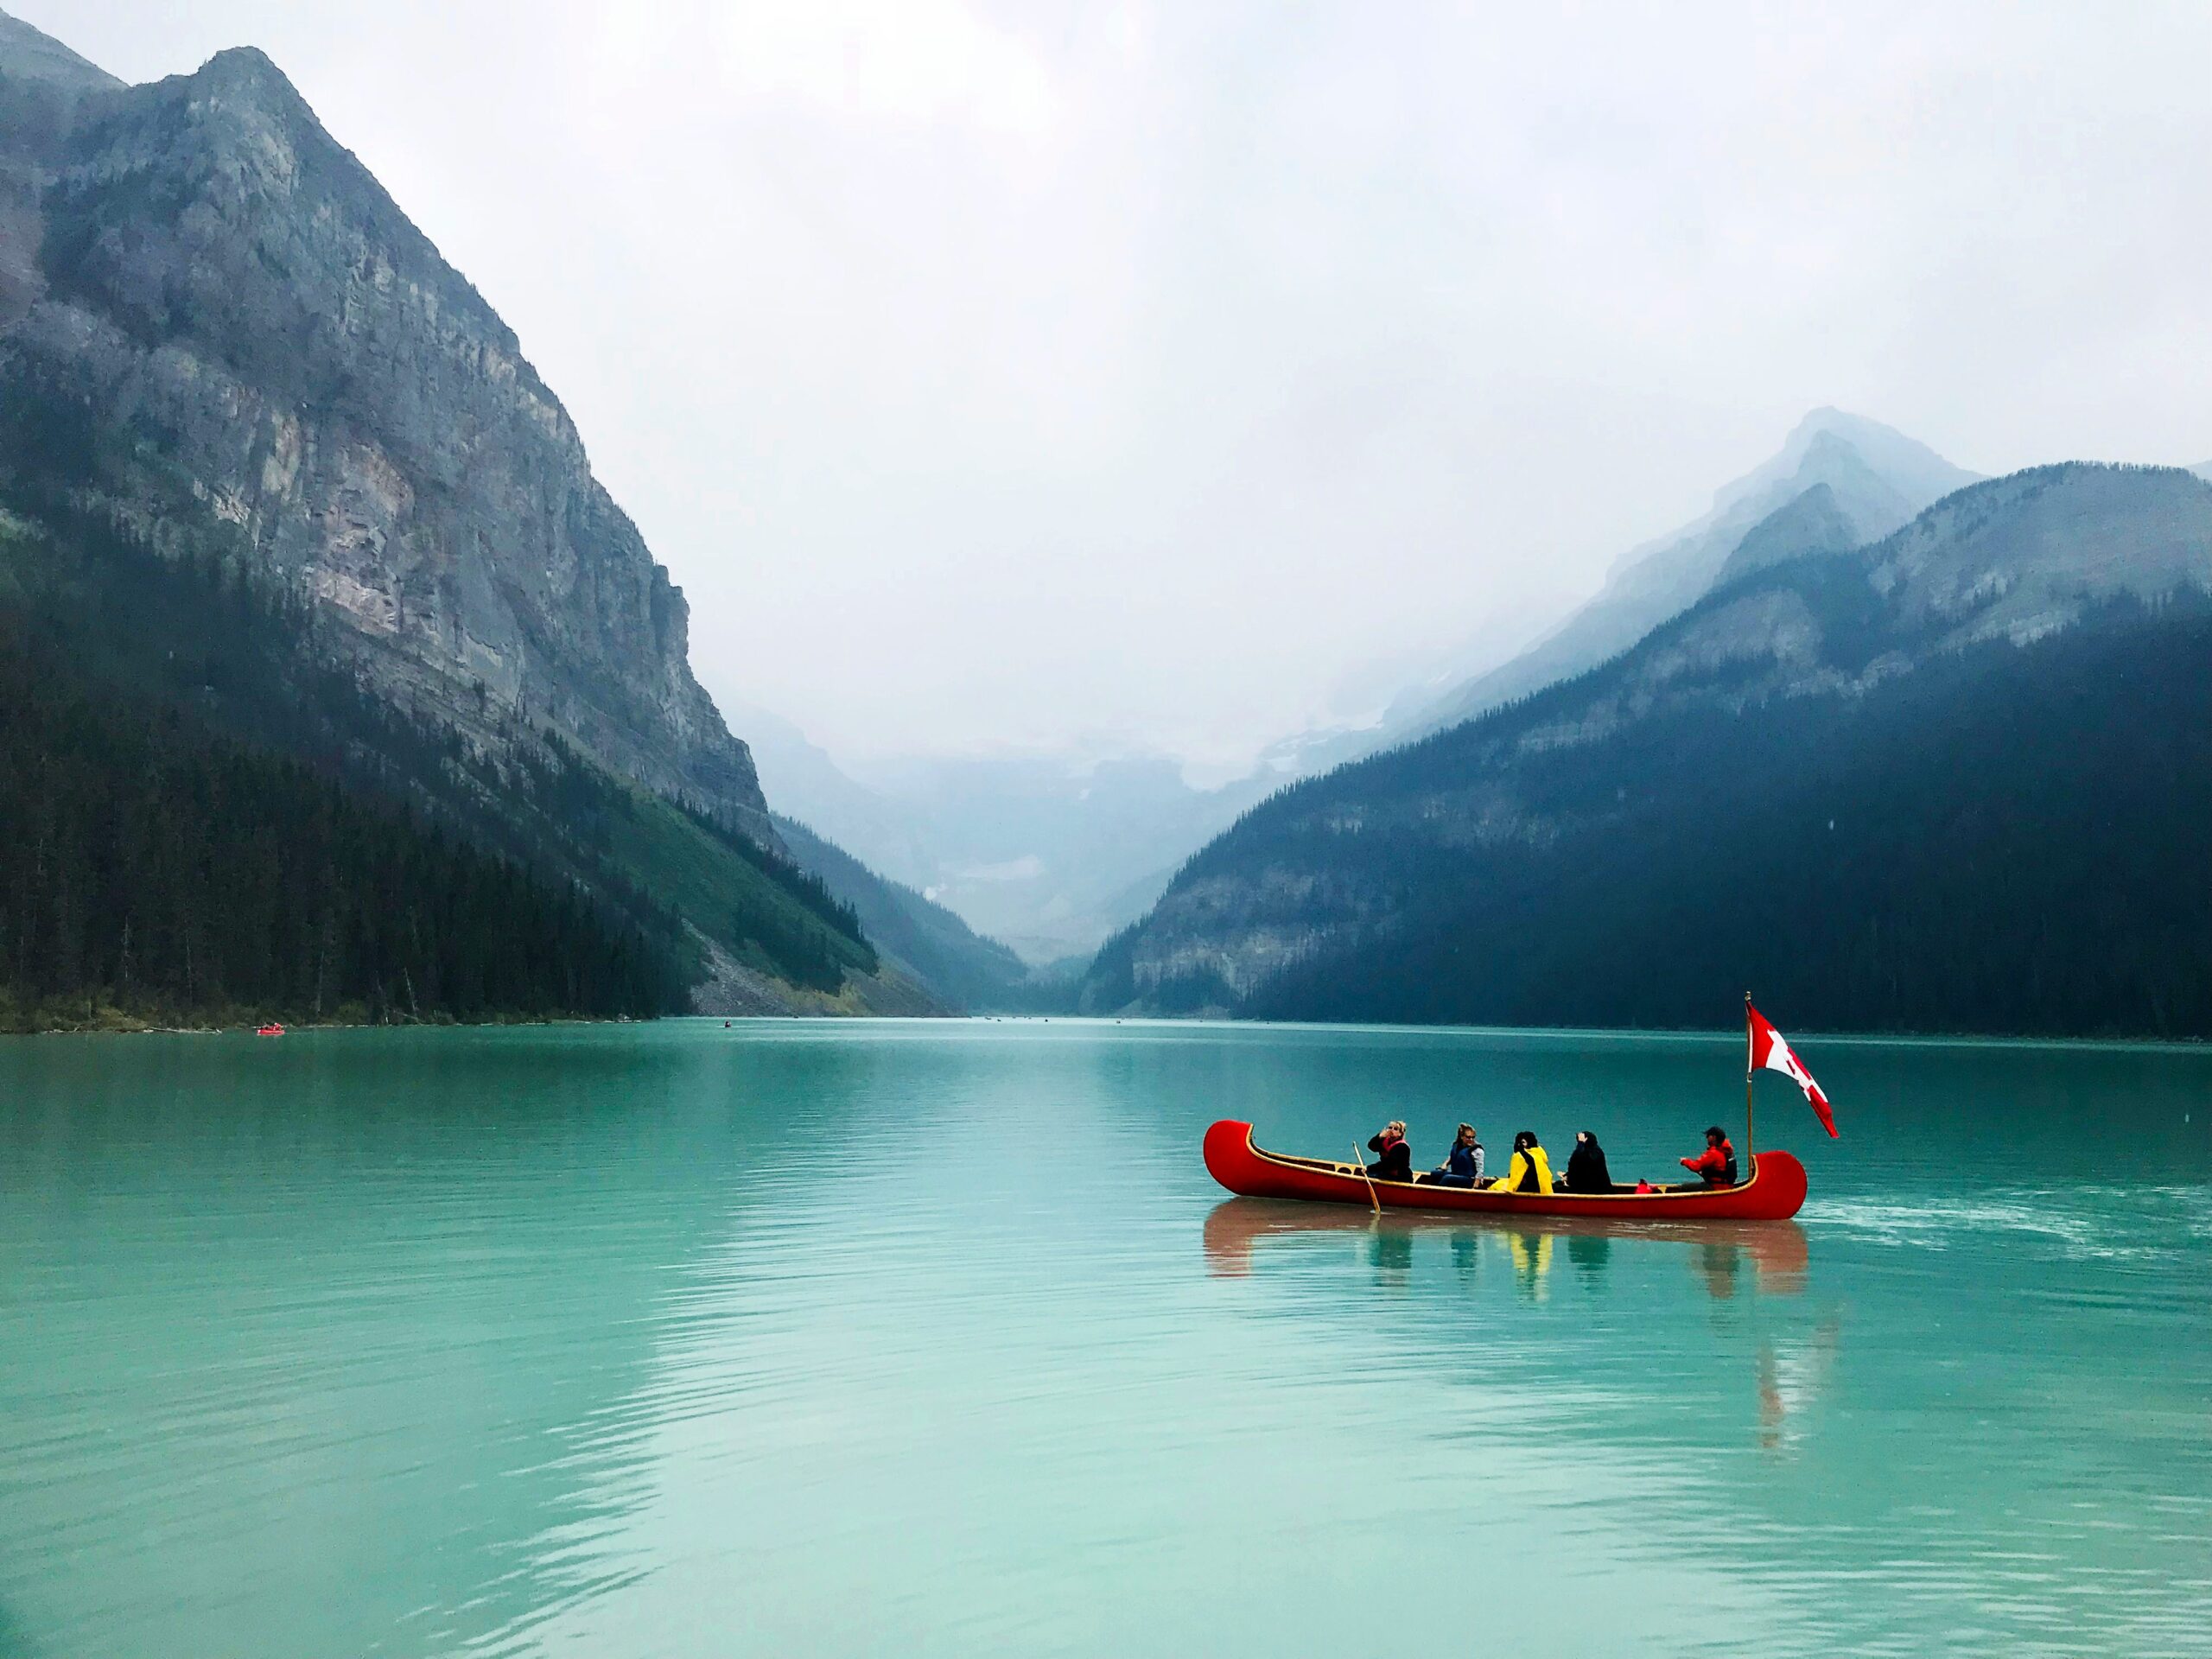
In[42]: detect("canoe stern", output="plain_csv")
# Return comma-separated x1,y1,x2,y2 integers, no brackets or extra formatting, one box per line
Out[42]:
1202,1119,1283,1198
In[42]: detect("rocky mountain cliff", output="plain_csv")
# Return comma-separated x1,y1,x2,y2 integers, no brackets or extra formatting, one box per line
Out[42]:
0,10,963,1015
0,15,768,836
1085,463,2212,1037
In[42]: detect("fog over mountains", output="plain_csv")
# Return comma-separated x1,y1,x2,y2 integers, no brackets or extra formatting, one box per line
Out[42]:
1084,461,2212,1036
747,409,1988,958
1390,410,1982,742
736,705,1278,963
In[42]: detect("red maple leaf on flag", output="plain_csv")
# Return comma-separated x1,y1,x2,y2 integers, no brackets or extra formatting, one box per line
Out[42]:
1747,1002,1838,1137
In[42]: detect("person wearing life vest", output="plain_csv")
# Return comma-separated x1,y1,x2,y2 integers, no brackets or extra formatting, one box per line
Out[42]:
1681,1125,1739,1187
1428,1123,1484,1186
1365,1121,1414,1182
1492,1130,1554,1195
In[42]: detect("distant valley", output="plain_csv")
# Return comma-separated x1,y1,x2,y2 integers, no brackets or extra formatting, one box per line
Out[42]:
733,703,1282,966
739,409,1996,970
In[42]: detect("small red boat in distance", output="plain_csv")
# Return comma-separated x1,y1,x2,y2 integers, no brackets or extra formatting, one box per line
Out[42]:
255,1023,286,1037
1202,1120,1808,1222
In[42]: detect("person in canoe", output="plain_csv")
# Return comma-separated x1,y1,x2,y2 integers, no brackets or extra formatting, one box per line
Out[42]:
1491,1130,1554,1194
1681,1126,1739,1187
1365,1121,1414,1182
1428,1123,1484,1186
1562,1129,1612,1192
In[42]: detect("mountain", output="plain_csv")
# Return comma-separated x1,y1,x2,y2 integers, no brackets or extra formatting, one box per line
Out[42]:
0,34,766,829
1713,482,1861,586
0,11,118,325
736,421,1971,963
1393,410,1980,742
1084,463,2212,1039
0,10,114,92
0,481,901,1020
845,751,1283,961
726,702,938,891
0,11,924,1017
772,816,1041,1012
739,707,1279,963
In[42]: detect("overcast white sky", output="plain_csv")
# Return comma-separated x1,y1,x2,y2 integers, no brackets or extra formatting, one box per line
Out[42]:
22,1,2212,773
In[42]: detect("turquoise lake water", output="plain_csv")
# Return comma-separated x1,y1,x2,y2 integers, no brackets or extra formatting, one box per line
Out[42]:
2,1019,2209,1656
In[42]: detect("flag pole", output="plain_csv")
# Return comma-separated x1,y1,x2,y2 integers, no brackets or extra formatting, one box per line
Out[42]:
1744,992,1755,1159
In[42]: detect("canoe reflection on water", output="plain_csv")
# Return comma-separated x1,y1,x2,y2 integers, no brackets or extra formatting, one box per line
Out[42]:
1760,1319,1845,1453
1201,1200,1834,1447
1202,1197,1810,1299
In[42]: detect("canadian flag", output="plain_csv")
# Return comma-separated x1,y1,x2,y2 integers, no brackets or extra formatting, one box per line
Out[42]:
1747,1001,1838,1138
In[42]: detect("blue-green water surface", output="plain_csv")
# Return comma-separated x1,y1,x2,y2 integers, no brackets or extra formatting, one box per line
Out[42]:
3,1020,2209,1656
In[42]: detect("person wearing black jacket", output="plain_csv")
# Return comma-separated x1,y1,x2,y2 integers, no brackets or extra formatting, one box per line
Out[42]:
1365,1121,1414,1182
1563,1130,1613,1193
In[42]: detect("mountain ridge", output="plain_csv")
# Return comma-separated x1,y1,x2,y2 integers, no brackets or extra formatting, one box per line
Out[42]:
0,10,118,95
0,20,772,836
1084,461,2212,1037
772,814,1039,1011
1390,410,1981,744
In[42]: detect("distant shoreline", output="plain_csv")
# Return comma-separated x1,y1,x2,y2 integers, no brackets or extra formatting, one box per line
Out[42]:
0,1011,625,1038
6,1014,2206,1053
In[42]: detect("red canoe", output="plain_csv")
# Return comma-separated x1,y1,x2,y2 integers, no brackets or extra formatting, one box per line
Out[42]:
1203,1119,1808,1222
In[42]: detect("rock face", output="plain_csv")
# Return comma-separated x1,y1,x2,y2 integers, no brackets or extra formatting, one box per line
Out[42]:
0,11,114,94
0,18,771,836
1713,482,1859,587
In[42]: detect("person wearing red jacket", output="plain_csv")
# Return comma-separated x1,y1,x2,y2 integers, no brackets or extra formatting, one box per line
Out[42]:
1681,1126,1739,1187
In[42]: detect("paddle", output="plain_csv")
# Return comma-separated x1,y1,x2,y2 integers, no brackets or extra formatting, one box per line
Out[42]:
1352,1145,1382,1214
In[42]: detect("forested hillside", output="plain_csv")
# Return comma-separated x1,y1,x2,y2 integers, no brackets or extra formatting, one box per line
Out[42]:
1245,600,2212,1033
774,817,1033,1011
0,614,686,1030
0,499,883,1023
1087,465,2212,1039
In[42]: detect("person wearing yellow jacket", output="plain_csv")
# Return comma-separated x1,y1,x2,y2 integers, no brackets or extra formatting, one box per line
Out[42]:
1492,1130,1554,1195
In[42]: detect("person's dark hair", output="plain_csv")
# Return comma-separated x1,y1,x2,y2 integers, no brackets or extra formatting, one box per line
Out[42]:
1705,1125,1727,1144
1579,1129,1601,1149
1514,1130,1537,1152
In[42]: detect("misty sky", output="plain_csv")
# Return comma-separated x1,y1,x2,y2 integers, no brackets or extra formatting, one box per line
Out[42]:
23,1,2212,775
